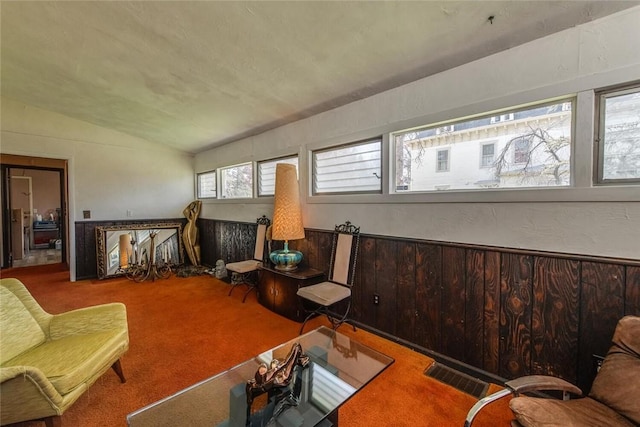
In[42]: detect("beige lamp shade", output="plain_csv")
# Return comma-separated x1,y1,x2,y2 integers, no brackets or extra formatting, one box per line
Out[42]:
119,234,132,267
271,163,305,241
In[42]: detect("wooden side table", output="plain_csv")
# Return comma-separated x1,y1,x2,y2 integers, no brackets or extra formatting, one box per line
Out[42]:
257,265,324,322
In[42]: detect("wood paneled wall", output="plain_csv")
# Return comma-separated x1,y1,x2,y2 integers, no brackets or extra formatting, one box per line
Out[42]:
76,217,640,391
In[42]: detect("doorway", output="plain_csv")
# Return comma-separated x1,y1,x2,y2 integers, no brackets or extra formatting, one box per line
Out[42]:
1,155,68,269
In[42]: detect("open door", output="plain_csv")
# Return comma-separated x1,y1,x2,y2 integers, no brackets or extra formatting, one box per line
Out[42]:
1,155,68,270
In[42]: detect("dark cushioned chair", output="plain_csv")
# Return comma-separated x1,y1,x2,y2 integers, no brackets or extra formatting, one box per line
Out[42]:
465,315,640,427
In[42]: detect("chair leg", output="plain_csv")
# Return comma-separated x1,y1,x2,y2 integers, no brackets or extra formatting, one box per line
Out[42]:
299,311,318,335
228,272,256,303
327,300,352,332
241,285,257,302
112,359,126,383
43,416,61,427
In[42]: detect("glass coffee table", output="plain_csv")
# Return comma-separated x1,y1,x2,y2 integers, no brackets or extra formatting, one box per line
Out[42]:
127,326,394,427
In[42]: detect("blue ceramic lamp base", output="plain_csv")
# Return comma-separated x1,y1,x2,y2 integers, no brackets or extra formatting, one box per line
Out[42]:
269,241,303,271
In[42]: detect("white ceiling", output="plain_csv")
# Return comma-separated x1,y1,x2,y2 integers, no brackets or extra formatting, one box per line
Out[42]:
1,1,637,154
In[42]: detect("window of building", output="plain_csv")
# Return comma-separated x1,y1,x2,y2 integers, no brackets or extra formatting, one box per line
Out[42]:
312,138,382,195
513,137,531,164
197,170,217,199
596,84,640,184
490,113,514,123
481,143,495,168
257,155,299,196
436,149,450,172
220,162,253,199
392,99,573,192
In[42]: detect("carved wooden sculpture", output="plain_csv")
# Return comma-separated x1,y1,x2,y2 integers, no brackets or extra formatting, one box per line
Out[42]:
182,200,202,266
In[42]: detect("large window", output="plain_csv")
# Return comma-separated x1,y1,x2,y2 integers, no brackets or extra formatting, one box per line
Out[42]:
393,99,573,192
196,170,216,199
219,162,253,199
312,138,382,195
257,155,299,196
596,84,640,184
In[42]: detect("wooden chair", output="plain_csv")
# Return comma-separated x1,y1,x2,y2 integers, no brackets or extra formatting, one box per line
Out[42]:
297,221,360,334
226,215,270,302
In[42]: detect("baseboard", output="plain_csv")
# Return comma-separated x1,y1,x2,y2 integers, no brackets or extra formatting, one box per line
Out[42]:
349,320,508,386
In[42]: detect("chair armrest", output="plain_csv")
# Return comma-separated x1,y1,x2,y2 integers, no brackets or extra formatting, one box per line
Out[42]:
49,302,128,340
505,375,583,396
1,366,64,421
464,376,583,427
464,388,512,427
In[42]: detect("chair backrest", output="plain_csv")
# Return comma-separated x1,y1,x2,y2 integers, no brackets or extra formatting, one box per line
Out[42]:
0,279,50,363
253,215,271,261
328,221,360,287
589,315,640,424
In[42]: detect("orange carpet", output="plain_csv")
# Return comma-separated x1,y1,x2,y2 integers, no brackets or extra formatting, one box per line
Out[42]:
2,264,513,426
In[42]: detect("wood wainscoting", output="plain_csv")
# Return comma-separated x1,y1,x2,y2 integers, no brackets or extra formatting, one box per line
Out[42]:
76,217,640,391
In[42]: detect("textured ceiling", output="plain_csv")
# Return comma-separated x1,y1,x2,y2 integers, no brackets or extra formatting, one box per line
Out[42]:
1,1,637,154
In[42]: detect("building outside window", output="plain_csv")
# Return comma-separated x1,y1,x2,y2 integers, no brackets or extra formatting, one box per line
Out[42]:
392,99,573,192
597,84,640,184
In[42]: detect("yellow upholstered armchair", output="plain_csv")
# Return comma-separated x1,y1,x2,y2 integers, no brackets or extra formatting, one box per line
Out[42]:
0,278,129,427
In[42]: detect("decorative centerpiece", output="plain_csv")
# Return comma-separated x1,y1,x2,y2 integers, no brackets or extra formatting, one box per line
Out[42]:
245,342,310,407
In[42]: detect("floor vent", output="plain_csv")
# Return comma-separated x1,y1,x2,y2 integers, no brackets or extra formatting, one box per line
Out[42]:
424,362,489,399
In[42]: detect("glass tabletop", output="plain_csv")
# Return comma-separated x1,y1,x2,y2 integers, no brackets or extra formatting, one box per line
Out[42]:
127,326,394,427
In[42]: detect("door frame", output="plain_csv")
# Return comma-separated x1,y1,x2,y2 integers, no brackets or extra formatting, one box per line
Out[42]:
1,155,69,269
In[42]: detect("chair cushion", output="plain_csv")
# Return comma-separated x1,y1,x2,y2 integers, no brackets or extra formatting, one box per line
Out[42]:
296,282,350,306
589,315,640,424
226,260,261,274
509,396,636,427
3,329,127,395
0,287,46,363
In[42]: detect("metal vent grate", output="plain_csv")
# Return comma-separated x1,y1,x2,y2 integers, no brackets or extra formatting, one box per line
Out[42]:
424,363,489,399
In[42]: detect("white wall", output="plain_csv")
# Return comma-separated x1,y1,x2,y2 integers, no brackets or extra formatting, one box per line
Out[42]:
195,7,640,260
1,97,196,279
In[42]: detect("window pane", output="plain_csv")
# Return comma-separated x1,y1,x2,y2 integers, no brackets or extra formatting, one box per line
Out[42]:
313,139,382,195
220,163,253,199
393,100,572,192
197,171,216,198
436,149,449,172
599,87,640,182
258,156,299,196
481,143,495,168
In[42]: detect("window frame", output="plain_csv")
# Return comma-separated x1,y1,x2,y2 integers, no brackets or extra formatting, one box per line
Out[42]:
436,148,450,172
219,162,254,199
311,137,383,196
196,170,217,199
512,136,532,165
390,97,575,194
257,155,299,197
480,142,496,168
595,82,640,185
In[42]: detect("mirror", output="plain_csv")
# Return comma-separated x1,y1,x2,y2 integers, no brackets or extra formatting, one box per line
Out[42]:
96,222,184,279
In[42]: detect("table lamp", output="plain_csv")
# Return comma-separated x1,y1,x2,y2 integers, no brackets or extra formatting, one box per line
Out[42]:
269,163,305,271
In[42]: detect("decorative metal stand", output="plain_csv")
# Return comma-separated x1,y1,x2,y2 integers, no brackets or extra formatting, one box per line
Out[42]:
118,231,172,282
